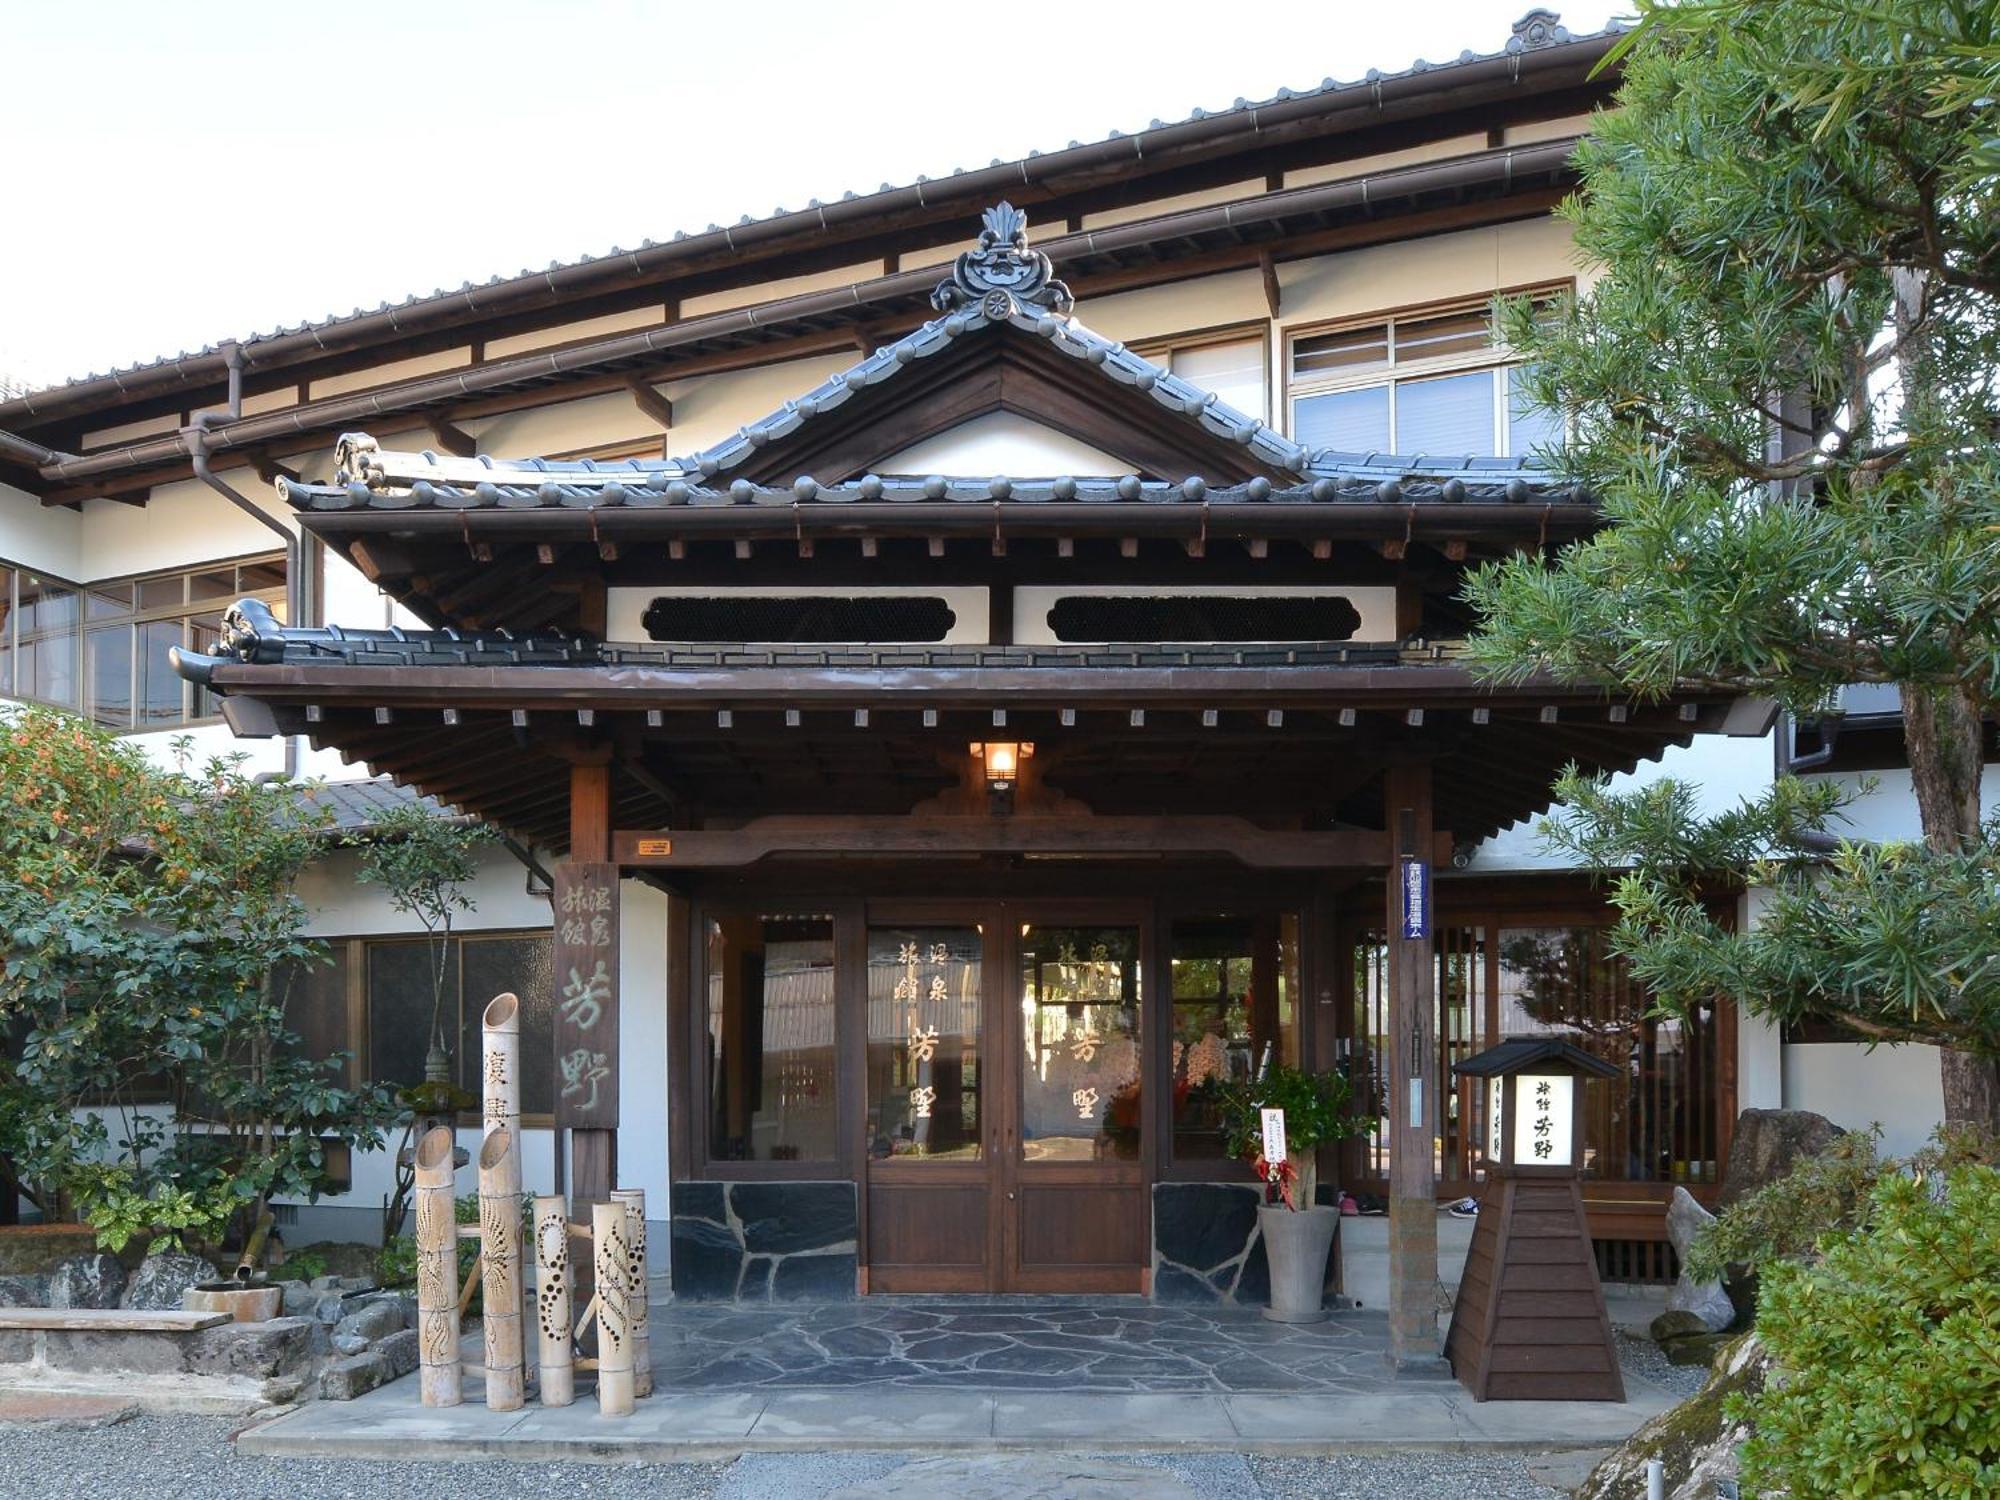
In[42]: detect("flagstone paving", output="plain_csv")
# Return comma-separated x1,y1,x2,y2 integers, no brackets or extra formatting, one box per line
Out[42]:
652,1297,1392,1393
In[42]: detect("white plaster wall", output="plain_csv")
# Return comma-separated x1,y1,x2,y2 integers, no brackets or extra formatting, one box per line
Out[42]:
1280,216,1583,330
76,474,297,580
1012,583,1397,646
617,877,673,1229
1814,765,2000,845
0,482,84,577
1466,730,1777,872
878,412,1128,476
1782,1043,1944,1159
295,843,551,938
608,584,991,646
658,355,856,458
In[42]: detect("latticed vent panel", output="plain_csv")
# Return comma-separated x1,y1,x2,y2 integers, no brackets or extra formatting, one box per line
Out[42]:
640,595,958,643
1045,594,1362,643
1593,1237,1679,1285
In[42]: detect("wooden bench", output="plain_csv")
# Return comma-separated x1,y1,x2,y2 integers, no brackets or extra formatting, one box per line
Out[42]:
0,1308,230,1333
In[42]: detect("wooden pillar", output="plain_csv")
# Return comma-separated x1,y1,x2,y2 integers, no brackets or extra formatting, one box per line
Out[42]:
564,764,616,1208
1384,761,1444,1372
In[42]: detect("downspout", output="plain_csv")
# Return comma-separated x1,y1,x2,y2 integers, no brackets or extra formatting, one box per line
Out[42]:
184,386,305,779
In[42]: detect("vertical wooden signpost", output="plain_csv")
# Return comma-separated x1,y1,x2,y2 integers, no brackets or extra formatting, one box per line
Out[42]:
1384,762,1444,1373
554,853,619,1206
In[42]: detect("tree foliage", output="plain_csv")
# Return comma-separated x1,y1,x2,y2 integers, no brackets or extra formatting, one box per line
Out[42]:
0,708,393,1253
1463,0,2000,1122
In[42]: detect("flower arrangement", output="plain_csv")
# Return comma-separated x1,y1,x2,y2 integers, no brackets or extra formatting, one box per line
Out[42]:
1210,1065,1366,1212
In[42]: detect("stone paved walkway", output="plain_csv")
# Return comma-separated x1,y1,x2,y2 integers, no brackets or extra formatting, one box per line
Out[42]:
654,1297,1389,1394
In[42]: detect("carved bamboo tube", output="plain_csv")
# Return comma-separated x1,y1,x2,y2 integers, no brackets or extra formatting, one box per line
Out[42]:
610,1187,651,1398
477,1127,525,1411
533,1194,574,1407
481,992,521,1141
592,1201,635,1417
414,1126,462,1408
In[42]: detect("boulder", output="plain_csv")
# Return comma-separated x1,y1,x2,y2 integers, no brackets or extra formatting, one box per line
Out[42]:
1662,1187,1736,1331
0,1227,97,1275
317,1328,418,1400
1649,1309,1713,1344
279,1280,317,1318
121,1252,219,1311
331,1297,405,1347
47,1254,127,1310
330,1333,369,1356
0,1274,49,1308
1578,1334,1769,1500
1719,1108,1843,1209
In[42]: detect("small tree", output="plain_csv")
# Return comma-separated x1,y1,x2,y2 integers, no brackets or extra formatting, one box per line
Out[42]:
1464,0,2000,1127
0,707,393,1253
350,798,494,1239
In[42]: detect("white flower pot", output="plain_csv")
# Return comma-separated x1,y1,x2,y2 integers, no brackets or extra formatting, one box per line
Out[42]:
1258,1203,1338,1324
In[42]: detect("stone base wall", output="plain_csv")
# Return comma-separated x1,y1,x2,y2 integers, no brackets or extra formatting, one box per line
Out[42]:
1150,1183,1341,1306
669,1181,857,1301
0,1315,330,1411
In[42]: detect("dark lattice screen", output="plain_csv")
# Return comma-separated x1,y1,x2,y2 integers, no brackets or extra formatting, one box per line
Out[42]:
641,595,958,642
1045,595,1362,643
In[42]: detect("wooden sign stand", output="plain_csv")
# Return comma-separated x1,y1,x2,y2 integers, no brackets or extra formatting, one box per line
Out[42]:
1444,1038,1625,1402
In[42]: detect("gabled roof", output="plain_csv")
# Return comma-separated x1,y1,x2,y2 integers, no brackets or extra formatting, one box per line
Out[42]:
5,8,1618,416
278,205,1584,518
1452,1036,1621,1079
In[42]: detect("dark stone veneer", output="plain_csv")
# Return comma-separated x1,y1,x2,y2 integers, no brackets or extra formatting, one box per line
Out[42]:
1150,1182,1340,1307
669,1181,858,1301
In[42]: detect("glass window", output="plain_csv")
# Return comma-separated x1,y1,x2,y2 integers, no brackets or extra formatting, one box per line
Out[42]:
867,926,982,1160
1395,370,1498,456
1506,366,1561,459
138,620,185,725
1017,924,1141,1162
1169,337,1267,421
279,948,351,1072
137,575,185,611
0,564,14,694
705,915,837,1162
1169,915,1300,1162
86,583,133,619
1287,294,1565,458
368,941,461,1092
86,625,132,727
17,573,79,707
458,933,556,1114
1293,385,1391,452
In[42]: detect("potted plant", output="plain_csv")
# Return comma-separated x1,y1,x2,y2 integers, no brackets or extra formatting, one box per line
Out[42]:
1212,1064,1365,1323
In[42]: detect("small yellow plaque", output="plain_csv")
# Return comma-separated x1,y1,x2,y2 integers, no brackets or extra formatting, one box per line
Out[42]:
634,838,673,857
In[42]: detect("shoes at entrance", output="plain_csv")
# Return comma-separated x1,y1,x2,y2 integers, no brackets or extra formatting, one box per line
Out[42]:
1446,1196,1479,1218
1351,1192,1388,1215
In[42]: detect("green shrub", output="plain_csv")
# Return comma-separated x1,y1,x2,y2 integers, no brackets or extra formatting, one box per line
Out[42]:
1736,1164,2000,1498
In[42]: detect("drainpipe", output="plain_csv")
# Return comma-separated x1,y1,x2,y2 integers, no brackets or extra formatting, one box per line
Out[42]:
184,406,304,779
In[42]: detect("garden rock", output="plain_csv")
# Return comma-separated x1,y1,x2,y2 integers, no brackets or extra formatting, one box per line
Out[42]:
330,1333,369,1356
317,1327,418,1400
1719,1107,1843,1208
1578,1334,1768,1500
0,1274,48,1307
120,1251,218,1311
47,1254,126,1310
1648,1309,1712,1344
279,1280,316,1317
1662,1187,1735,1331
332,1297,405,1346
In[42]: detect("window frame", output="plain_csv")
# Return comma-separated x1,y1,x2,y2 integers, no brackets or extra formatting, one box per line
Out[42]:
0,551,286,731
1281,282,1571,457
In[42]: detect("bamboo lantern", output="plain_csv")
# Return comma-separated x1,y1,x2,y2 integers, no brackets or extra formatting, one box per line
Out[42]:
481,992,521,1142
477,1127,526,1411
591,1201,636,1417
610,1187,651,1398
413,1125,462,1407
533,1194,574,1407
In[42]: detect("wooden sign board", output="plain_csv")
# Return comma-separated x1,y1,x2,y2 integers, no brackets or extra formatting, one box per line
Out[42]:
553,861,619,1129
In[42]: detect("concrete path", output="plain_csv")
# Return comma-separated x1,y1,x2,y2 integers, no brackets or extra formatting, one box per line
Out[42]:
239,1371,1676,1463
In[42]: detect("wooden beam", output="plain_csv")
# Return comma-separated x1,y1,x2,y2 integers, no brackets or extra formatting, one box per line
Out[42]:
612,815,1453,870
624,377,674,432
426,416,477,458
1258,250,1282,320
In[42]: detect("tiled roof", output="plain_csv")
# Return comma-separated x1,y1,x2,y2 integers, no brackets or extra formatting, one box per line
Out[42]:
15,10,1617,402
276,206,1583,515
282,775,469,834
174,597,1457,683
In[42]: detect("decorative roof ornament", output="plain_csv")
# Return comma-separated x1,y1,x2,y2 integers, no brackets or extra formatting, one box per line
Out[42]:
931,202,1074,318
1508,9,1568,52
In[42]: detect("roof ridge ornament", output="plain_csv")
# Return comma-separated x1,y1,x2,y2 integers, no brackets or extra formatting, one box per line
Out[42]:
932,202,1074,318
1508,9,1568,52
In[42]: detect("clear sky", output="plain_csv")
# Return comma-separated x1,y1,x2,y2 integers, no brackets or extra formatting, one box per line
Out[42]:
2,1,1623,393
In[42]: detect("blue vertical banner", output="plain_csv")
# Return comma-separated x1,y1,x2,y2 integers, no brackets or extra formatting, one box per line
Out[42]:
1399,854,1431,941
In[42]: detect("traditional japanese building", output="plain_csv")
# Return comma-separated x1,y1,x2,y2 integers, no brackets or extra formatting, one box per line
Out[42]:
8,10,1942,1358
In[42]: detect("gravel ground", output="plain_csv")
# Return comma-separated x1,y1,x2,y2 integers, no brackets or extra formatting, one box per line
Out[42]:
0,1412,1580,1499
1615,1328,1713,1399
